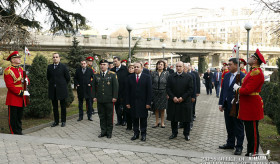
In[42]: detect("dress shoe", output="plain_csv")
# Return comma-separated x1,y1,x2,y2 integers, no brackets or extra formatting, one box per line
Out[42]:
88,118,93,121
107,134,112,138
131,134,139,140
115,123,121,126
245,153,249,156
152,123,159,128
141,135,146,141
169,134,177,139
219,144,234,149
122,122,126,126
98,133,107,138
51,122,59,127
234,148,242,155
126,128,132,130
185,136,190,141
161,125,165,128
77,118,83,121
61,122,66,127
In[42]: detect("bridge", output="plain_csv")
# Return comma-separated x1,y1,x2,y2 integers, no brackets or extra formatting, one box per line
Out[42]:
10,35,280,55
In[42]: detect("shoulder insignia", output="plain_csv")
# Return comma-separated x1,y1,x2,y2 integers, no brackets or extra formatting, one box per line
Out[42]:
241,77,245,84
108,71,115,74
94,71,100,75
250,69,260,76
4,67,11,75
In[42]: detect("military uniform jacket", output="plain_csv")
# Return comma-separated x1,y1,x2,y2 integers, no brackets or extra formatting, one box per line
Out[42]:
92,71,119,103
221,69,229,87
241,68,247,74
238,67,264,121
4,66,29,107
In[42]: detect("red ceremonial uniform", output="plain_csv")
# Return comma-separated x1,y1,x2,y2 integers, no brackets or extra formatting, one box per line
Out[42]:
220,69,229,87
4,66,29,107
238,67,264,121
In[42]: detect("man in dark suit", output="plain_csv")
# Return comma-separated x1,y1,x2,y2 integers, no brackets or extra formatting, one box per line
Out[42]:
126,62,152,142
111,56,129,126
212,68,222,98
190,64,200,120
203,69,213,95
167,61,193,141
47,53,70,127
218,58,245,155
74,60,94,121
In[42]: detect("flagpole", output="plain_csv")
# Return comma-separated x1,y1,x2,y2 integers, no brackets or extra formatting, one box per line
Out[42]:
237,43,240,75
23,46,27,71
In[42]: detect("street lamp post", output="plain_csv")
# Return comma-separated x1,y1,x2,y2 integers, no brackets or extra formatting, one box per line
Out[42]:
126,25,133,64
162,43,166,60
244,22,252,72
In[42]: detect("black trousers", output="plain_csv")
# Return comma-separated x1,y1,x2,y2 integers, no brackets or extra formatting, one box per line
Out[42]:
8,105,23,135
205,82,212,94
192,97,197,117
126,108,132,129
224,104,244,149
86,97,95,113
171,121,190,136
133,117,147,136
244,120,259,155
79,98,92,119
52,89,66,123
98,102,114,135
115,101,126,124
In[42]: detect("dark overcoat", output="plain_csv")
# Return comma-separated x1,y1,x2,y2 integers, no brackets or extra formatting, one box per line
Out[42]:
74,67,94,99
47,63,70,100
166,72,193,122
203,72,213,86
110,65,129,103
126,73,152,118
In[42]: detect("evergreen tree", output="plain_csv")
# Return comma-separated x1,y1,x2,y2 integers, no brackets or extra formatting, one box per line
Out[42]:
65,81,74,107
129,38,141,63
24,54,52,118
66,37,86,81
198,56,207,74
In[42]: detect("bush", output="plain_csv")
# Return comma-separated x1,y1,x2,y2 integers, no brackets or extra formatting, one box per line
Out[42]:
65,82,74,107
261,82,275,118
24,55,52,118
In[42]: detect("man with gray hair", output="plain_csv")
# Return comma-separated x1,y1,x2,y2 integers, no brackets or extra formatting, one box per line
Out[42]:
167,61,193,141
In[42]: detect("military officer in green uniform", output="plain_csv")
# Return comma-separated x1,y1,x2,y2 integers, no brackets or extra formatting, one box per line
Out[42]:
92,59,119,139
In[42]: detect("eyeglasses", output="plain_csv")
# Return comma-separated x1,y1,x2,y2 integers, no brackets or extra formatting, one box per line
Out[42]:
53,57,59,58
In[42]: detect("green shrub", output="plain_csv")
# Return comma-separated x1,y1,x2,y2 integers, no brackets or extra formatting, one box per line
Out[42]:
24,55,52,118
261,82,275,118
66,82,74,107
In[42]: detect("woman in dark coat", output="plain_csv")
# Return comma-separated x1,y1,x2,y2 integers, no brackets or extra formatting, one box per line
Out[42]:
166,61,193,140
151,60,169,128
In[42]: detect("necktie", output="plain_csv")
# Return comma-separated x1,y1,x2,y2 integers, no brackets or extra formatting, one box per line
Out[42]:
216,73,218,81
82,68,86,74
116,67,119,72
102,72,105,77
229,74,235,86
54,65,57,69
136,74,139,83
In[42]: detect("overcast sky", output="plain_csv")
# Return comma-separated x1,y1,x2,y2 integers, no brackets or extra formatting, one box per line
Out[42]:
42,0,258,30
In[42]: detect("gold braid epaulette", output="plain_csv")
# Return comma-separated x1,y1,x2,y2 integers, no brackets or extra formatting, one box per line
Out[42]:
4,67,22,83
250,69,260,76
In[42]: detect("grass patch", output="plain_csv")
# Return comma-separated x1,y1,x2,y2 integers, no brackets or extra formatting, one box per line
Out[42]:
0,87,97,134
259,115,280,163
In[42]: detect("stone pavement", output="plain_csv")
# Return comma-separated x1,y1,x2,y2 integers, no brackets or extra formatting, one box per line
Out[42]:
0,86,273,163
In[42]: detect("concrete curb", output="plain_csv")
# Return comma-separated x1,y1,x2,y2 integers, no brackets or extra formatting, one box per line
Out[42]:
22,113,79,134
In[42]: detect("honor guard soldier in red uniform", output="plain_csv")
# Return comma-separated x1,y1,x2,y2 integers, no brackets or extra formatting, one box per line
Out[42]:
233,49,266,157
4,51,30,135
221,63,229,87
240,58,247,74
86,56,96,114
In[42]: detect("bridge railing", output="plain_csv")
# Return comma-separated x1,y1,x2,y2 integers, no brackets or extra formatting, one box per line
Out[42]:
32,35,280,53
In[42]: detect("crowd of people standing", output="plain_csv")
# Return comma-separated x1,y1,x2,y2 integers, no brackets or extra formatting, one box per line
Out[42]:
3,48,266,157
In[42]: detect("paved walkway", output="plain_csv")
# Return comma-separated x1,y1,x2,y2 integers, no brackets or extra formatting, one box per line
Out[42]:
0,86,271,163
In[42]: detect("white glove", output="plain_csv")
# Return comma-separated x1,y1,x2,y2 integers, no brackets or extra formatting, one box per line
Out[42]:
24,91,30,96
233,84,240,92
25,78,29,85
231,98,235,104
